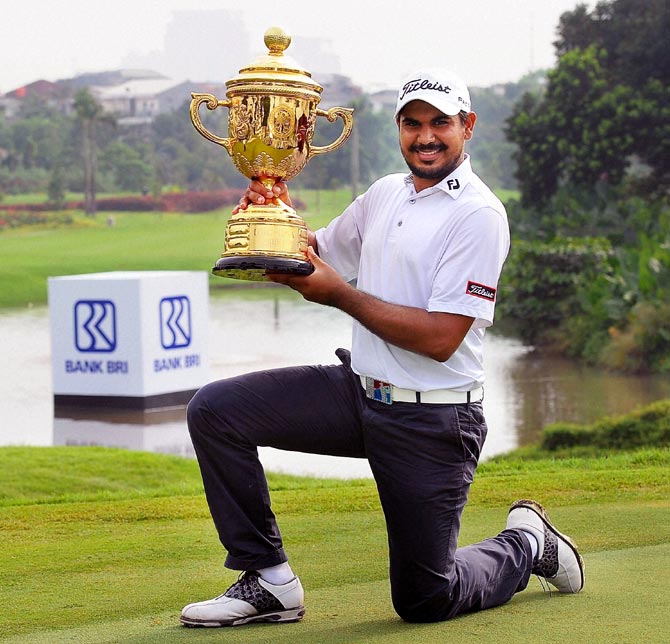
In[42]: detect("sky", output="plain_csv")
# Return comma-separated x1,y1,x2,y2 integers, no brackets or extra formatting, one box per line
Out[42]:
2,0,595,95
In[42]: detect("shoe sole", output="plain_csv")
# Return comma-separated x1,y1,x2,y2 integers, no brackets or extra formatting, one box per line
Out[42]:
180,606,305,628
510,499,585,592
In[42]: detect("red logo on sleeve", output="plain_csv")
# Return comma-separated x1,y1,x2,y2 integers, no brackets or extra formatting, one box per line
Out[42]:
466,281,496,302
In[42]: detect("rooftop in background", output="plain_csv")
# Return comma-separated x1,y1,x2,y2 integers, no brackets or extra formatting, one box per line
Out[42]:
1,66,365,125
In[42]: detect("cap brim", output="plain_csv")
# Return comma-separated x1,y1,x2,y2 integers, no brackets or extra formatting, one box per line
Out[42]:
395,97,462,119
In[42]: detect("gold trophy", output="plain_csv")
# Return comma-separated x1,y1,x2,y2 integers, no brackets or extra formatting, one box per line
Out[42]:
189,27,354,280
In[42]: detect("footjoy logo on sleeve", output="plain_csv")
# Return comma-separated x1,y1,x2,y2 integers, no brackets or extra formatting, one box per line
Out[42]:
74,300,117,352
466,281,496,302
160,295,192,349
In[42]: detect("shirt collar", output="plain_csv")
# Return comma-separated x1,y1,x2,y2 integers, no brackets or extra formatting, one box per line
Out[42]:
404,154,473,199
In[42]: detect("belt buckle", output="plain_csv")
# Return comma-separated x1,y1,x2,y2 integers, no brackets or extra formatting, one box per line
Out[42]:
365,376,393,405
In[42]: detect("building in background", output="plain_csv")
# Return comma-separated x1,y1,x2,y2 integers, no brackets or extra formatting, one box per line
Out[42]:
91,77,195,126
1,9,361,125
121,9,342,84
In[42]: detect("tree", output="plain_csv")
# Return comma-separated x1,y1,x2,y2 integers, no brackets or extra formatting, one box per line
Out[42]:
99,140,153,192
501,0,670,372
151,103,245,191
296,97,404,192
507,0,670,207
47,164,66,209
553,3,595,57
73,89,108,215
555,0,670,88
468,80,544,190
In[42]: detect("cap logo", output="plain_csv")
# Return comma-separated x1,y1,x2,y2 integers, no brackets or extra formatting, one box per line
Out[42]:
400,78,453,102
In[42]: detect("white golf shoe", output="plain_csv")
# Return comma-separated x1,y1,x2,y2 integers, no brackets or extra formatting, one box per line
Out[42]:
506,499,585,593
180,571,305,627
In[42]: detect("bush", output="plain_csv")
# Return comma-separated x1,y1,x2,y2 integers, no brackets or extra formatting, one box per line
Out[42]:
0,210,74,230
541,423,592,451
158,191,240,213
603,301,670,373
0,167,50,194
0,191,307,215
542,399,670,451
94,196,156,212
47,167,66,210
497,237,614,345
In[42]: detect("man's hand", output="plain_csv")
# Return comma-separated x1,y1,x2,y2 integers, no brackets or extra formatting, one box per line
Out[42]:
271,248,474,362
232,180,292,214
267,247,347,306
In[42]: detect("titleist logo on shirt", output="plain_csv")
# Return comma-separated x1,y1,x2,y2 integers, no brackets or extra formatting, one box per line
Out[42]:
466,281,496,302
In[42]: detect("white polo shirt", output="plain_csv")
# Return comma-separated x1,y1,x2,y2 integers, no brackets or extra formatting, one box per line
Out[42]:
315,156,510,392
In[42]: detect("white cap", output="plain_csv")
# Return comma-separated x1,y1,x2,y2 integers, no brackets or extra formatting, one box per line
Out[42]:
394,68,471,118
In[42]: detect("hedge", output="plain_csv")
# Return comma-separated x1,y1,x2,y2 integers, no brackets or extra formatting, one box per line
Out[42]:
541,399,670,451
0,192,307,214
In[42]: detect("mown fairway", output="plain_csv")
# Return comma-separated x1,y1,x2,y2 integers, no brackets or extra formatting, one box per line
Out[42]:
1,446,669,643
0,189,353,309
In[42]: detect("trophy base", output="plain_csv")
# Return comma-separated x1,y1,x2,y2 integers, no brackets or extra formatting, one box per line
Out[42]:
212,255,314,281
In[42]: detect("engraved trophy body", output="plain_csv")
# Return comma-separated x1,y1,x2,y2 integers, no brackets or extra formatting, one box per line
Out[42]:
190,27,354,281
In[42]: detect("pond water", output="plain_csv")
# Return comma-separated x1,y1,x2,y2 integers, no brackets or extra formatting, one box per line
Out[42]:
2,293,669,478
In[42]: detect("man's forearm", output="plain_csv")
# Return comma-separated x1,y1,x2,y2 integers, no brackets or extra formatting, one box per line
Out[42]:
329,284,472,363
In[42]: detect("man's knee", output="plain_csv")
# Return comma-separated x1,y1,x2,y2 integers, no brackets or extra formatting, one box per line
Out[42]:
185,384,210,430
392,588,456,623
187,379,259,448
186,381,233,436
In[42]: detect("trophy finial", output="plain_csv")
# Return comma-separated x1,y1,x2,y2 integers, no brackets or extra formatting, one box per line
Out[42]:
264,27,291,55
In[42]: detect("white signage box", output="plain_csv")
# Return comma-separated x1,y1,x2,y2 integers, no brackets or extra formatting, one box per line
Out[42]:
48,271,209,409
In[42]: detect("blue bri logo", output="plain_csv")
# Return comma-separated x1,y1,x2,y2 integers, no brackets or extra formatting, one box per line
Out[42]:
74,300,117,352
160,295,192,349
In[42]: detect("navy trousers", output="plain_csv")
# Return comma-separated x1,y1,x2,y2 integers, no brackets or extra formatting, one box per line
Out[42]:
187,349,533,622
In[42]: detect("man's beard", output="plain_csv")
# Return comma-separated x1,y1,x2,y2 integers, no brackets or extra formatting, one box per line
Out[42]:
402,144,462,182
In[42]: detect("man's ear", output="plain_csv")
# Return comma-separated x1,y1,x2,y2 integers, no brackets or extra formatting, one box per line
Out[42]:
464,111,477,141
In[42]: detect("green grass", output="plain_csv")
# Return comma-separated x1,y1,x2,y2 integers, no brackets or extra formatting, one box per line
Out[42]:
1,191,178,206
0,189,354,310
293,187,356,225
1,445,669,642
0,191,82,205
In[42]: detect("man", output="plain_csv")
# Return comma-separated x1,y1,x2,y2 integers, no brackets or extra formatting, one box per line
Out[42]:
181,68,584,628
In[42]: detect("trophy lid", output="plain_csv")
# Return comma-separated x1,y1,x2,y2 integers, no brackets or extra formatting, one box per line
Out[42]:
226,27,323,98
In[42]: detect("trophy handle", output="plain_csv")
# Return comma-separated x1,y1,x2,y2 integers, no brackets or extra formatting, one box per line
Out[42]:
309,107,354,158
189,93,233,155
